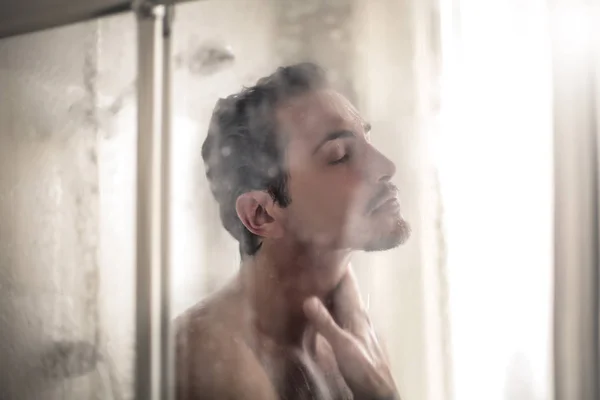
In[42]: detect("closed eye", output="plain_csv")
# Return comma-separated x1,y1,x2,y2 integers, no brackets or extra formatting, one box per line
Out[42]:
313,130,356,155
329,153,351,165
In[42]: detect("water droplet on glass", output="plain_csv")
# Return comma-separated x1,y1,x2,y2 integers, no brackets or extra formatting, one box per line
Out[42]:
221,146,232,157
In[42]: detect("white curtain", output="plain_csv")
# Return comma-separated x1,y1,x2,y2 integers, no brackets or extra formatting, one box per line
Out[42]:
439,1,555,399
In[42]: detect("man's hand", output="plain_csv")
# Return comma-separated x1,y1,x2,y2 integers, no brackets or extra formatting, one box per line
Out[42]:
303,269,400,400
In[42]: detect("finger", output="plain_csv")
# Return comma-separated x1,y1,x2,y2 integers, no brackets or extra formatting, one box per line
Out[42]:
303,297,348,347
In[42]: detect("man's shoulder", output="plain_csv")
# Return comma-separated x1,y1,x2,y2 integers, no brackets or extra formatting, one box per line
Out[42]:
174,286,277,400
174,285,245,370
174,280,245,348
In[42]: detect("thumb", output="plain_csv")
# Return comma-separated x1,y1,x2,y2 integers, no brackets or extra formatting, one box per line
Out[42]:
303,297,348,348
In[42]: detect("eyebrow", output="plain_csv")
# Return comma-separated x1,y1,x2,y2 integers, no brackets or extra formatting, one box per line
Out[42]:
312,130,355,155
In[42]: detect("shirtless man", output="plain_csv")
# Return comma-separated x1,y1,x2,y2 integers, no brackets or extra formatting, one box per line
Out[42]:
175,63,410,400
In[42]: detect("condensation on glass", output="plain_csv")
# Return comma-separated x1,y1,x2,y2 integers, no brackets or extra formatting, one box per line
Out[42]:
0,12,137,400
0,1,444,399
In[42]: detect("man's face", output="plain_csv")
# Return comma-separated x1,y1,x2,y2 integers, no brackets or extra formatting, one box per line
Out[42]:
274,89,410,251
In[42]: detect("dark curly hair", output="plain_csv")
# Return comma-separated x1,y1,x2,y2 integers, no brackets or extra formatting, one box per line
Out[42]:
202,63,329,256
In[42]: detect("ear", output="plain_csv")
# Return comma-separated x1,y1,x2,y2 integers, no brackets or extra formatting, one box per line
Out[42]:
235,191,284,239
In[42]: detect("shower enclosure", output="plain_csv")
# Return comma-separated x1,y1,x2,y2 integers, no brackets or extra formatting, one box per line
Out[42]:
1,1,598,400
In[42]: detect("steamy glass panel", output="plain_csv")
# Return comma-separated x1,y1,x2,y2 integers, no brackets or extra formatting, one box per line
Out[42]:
0,12,137,400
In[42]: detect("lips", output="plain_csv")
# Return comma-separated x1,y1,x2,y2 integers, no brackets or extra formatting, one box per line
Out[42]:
366,184,400,214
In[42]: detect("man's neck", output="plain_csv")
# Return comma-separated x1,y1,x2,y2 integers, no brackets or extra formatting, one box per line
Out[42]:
239,240,351,348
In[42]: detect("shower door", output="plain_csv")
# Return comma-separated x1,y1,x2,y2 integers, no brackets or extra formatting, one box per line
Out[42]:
0,12,138,400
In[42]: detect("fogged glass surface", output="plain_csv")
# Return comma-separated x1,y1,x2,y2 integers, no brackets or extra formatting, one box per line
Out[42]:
0,13,137,400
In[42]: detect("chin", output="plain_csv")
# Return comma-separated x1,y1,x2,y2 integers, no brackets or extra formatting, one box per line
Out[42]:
362,218,411,252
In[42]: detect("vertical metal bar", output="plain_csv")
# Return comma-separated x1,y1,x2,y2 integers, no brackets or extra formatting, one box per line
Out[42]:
595,19,600,400
133,1,173,399
160,4,175,399
135,4,163,399
551,2,600,400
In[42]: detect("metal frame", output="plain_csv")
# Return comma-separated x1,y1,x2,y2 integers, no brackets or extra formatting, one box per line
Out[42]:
0,0,196,39
0,0,129,39
133,1,174,399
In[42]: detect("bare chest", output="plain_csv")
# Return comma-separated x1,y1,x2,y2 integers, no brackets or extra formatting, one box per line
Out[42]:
256,344,352,400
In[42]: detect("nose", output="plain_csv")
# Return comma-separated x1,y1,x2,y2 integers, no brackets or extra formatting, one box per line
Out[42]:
366,145,396,182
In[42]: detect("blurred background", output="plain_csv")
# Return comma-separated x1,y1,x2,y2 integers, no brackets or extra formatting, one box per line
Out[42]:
0,0,597,399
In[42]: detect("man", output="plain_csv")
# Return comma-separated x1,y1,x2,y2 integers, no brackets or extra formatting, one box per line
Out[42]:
176,63,410,400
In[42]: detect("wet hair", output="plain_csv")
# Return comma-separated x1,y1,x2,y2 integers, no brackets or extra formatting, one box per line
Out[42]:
202,62,328,255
